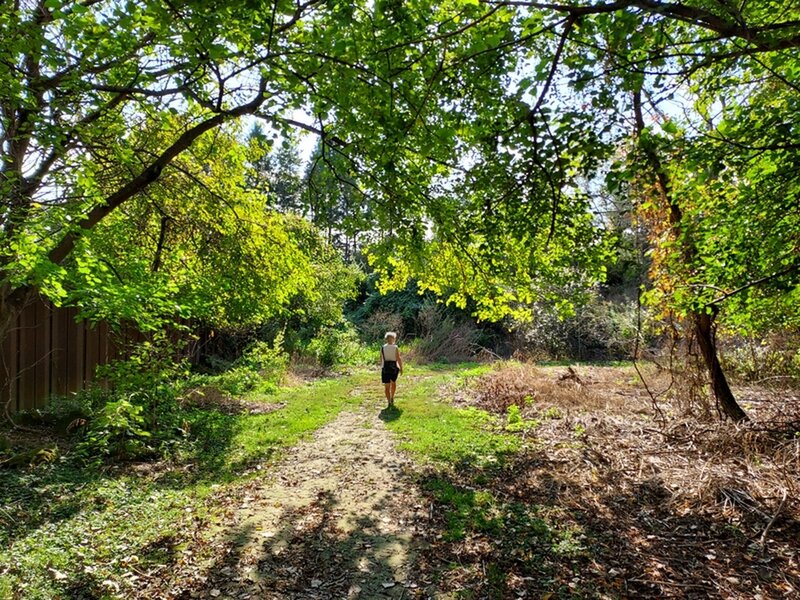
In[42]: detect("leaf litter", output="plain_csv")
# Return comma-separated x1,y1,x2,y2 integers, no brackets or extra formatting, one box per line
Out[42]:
116,364,800,599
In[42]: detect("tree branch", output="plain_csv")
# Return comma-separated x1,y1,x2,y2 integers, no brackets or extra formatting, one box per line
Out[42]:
47,78,269,266
491,1,800,49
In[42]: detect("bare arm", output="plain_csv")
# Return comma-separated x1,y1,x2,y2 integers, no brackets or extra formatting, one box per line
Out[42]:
396,350,403,373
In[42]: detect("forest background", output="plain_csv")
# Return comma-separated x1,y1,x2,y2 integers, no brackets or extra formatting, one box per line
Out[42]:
2,0,798,430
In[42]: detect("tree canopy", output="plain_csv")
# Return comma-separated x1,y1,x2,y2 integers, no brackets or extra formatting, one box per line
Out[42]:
2,0,798,418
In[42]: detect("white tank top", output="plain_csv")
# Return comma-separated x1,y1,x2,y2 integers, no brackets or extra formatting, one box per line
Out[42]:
382,344,398,361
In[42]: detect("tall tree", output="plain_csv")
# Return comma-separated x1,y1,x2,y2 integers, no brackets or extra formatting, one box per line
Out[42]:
2,0,797,423
498,1,800,419
304,139,373,259
0,0,524,339
246,124,304,214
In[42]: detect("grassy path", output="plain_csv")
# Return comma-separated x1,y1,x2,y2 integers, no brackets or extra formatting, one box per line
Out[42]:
7,363,798,599
154,379,429,599
1,365,515,599
0,371,385,599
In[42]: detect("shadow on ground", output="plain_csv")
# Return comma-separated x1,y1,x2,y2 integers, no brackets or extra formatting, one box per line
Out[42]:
378,405,403,422
413,446,800,599
165,490,427,599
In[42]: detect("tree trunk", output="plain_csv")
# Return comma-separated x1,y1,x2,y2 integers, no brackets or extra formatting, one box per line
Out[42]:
632,88,749,423
693,311,748,422
0,284,35,345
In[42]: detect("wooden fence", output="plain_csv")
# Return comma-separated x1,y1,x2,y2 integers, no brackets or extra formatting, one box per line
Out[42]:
1,298,121,414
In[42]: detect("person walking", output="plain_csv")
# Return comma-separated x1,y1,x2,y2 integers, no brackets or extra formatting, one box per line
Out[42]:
380,332,403,408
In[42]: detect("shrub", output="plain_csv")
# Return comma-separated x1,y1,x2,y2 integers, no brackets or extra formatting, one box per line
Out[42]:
514,292,648,361
76,397,154,465
188,334,288,396
306,323,366,368
412,301,481,363
235,334,288,381
97,331,189,397
349,278,428,335
719,332,800,384
212,366,264,396
358,309,404,344
73,333,190,462
471,363,542,413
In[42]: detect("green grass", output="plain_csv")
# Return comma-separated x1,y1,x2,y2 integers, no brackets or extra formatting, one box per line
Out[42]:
0,370,372,600
382,365,534,543
0,362,579,598
384,366,521,469
385,363,588,584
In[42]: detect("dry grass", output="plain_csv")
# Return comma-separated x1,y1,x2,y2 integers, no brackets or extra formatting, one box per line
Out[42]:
460,360,655,415
435,361,800,598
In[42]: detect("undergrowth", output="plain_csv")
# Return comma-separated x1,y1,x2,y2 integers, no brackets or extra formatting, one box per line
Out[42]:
0,372,369,599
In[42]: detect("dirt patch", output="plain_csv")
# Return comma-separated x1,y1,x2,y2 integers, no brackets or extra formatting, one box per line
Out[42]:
149,382,432,599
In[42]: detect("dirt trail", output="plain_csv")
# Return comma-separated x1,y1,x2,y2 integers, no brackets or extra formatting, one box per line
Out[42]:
189,382,431,599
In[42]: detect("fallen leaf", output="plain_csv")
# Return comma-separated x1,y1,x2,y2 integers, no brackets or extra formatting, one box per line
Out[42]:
49,568,69,581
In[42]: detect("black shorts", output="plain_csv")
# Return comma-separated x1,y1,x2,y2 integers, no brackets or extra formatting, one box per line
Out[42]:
381,361,399,383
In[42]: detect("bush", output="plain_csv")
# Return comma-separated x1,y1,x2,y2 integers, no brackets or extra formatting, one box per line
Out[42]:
412,301,481,363
76,396,154,465
514,292,648,361
211,366,265,396
471,363,541,413
306,323,366,368
189,334,288,396
73,333,189,462
349,278,428,335
235,334,288,381
358,309,404,344
720,331,800,384
97,331,190,397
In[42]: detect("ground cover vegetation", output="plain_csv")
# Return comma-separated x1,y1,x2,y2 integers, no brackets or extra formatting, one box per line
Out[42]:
404,362,800,598
0,369,372,598
4,363,798,598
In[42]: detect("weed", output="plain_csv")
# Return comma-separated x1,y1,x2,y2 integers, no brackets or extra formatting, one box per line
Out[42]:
541,406,562,420
507,404,522,426
425,477,502,540
505,404,539,433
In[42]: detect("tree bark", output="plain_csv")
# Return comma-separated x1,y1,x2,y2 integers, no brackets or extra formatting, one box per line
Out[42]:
693,311,748,422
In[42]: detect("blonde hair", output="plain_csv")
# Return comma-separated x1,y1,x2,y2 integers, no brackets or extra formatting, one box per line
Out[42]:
384,331,397,341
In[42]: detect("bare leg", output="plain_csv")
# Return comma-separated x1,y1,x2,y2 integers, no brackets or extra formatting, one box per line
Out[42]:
384,383,392,405
390,381,397,402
